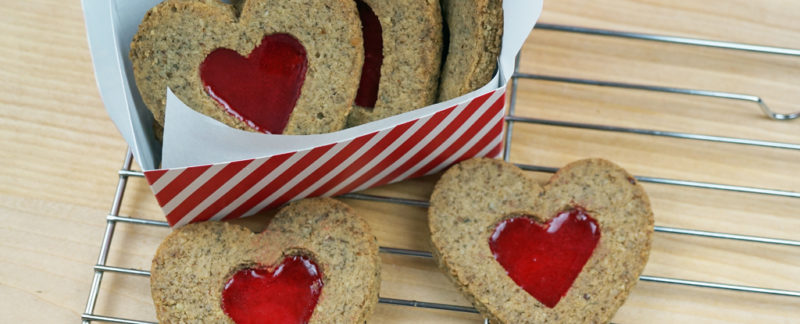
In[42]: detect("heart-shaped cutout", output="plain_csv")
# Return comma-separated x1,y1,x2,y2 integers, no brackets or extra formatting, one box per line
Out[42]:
221,256,322,324
200,34,308,134
150,198,380,323
489,209,600,308
130,0,364,134
429,158,653,323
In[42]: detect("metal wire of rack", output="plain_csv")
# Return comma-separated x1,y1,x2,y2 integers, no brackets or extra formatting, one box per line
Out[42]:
82,24,800,323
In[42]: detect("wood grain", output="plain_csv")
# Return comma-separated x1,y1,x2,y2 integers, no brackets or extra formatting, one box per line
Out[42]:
1,0,798,323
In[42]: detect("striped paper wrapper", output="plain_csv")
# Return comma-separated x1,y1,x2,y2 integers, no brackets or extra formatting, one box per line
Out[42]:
147,91,505,226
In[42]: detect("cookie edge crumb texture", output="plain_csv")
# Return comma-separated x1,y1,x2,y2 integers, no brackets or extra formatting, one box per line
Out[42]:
437,0,504,102
346,0,444,127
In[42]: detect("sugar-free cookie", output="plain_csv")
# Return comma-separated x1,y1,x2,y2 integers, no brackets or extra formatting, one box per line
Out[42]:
150,198,380,323
429,158,653,323
438,0,503,101
130,0,363,134
345,0,443,126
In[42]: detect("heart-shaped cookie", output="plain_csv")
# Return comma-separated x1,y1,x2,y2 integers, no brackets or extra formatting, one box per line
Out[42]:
150,198,380,323
130,0,363,134
429,158,653,323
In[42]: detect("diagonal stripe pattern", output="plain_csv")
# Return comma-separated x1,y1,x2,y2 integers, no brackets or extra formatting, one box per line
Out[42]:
144,90,507,227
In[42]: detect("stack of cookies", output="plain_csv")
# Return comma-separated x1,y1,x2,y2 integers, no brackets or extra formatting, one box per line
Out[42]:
130,0,504,136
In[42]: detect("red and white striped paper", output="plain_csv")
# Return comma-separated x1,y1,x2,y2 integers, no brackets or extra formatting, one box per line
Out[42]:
144,89,506,227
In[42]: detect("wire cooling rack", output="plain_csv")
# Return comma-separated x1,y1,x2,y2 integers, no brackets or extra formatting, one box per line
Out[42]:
82,24,800,323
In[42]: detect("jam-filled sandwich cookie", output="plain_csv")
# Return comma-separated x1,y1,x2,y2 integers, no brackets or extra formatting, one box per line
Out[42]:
346,0,443,126
429,158,653,323
150,198,380,323
438,0,503,101
130,0,363,135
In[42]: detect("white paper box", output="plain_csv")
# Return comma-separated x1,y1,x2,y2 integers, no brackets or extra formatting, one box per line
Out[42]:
82,0,542,226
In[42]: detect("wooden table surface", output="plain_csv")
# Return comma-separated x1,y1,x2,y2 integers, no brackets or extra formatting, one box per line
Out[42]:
2,0,798,323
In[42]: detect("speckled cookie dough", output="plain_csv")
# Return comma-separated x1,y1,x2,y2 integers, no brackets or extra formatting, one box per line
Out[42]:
130,0,363,135
438,0,503,101
345,0,443,127
150,198,380,323
429,158,653,323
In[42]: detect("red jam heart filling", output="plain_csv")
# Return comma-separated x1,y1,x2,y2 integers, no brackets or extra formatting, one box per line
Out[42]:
354,0,383,108
489,208,601,308
200,33,307,134
221,255,323,324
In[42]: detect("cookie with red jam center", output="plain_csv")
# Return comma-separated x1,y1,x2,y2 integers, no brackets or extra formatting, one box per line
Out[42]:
130,0,363,135
428,158,653,323
150,198,380,323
